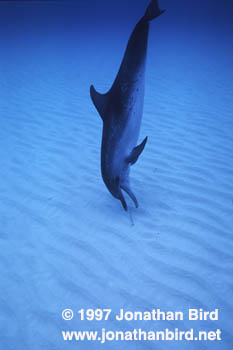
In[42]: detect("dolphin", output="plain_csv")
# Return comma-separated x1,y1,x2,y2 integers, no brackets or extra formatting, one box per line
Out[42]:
90,0,165,211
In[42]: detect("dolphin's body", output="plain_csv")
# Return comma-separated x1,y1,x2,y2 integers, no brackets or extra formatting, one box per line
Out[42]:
90,0,165,210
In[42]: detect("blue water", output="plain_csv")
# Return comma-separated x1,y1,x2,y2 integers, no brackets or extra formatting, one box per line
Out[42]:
0,1,233,349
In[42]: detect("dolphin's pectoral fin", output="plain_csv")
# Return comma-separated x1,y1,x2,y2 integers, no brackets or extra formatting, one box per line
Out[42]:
90,85,108,121
121,184,138,208
126,136,148,165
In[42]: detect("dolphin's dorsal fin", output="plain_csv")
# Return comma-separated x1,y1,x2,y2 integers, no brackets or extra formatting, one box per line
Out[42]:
126,137,148,165
90,85,108,121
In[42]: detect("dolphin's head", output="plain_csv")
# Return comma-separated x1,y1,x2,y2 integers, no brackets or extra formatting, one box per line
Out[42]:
104,175,138,211
115,176,128,211
105,175,128,211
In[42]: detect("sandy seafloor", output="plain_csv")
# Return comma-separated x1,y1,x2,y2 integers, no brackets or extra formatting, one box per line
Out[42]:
0,1,233,349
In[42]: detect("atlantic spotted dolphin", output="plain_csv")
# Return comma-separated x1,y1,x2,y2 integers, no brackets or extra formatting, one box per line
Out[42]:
90,0,165,211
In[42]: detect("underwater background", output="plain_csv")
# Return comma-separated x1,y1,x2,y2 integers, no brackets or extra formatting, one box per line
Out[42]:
0,0,233,349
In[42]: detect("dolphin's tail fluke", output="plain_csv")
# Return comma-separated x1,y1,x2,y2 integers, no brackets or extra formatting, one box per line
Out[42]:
142,0,166,22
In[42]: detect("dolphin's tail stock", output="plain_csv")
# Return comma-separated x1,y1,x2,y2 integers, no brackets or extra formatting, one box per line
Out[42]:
141,0,166,23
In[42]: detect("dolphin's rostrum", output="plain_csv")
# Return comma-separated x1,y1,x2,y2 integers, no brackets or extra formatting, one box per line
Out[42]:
90,0,165,211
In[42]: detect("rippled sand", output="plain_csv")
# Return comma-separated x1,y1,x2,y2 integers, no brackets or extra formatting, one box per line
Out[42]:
0,1,233,349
